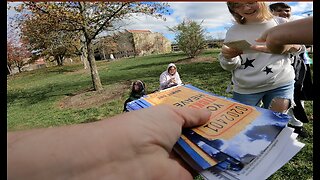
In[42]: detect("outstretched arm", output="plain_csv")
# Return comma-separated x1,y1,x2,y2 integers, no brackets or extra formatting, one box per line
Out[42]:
251,17,313,54
8,105,211,180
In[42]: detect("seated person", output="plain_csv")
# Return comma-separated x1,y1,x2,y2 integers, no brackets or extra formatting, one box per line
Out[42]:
159,63,182,90
123,80,146,112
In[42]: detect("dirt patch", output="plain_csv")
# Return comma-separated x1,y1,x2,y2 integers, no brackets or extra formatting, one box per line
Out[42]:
59,81,131,109
58,56,214,109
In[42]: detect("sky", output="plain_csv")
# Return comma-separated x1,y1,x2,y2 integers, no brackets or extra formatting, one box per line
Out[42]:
7,1,313,43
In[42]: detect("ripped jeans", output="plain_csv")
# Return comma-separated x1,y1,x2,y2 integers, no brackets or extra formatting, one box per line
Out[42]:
232,81,302,126
233,81,294,112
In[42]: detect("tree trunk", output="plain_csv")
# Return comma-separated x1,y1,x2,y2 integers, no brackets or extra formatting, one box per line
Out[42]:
17,66,22,73
80,41,89,69
58,55,64,66
81,51,88,69
7,64,12,75
56,56,63,66
102,48,106,60
61,55,64,66
87,41,103,91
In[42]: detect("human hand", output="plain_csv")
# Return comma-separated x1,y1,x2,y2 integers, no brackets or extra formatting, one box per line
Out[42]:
251,17,313,54
251,29,296,54
110,105,210,180
170,78,176,83
221,45,243,60
251,42,300,54
8,105,211,180
251,28,284,54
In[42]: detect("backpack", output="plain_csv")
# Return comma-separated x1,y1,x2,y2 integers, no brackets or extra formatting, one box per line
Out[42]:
290,52,307,91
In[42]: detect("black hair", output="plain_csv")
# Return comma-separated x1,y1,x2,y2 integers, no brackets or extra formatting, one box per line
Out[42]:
123,80,146,112
269,3,291,12
130,80,146,96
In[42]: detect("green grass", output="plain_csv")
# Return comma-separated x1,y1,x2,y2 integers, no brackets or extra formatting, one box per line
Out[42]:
7,49,313,179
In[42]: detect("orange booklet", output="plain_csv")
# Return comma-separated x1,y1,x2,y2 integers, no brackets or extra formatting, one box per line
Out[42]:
126,84,290,171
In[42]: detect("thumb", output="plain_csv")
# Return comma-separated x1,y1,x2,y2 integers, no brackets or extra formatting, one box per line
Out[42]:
250,45,270,53
255,31,268,43
255,37,266,43
171,106,211,128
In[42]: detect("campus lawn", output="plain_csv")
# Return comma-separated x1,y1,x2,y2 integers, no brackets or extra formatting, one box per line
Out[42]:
7,49,313,179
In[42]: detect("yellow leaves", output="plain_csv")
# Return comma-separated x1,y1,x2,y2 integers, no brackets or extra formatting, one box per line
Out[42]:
47,4,54,10
14,4,25,12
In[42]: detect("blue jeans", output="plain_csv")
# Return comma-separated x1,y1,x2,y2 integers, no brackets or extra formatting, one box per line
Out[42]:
232,81,294,110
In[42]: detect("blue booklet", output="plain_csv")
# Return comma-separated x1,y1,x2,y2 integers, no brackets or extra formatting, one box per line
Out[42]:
126,84,290,171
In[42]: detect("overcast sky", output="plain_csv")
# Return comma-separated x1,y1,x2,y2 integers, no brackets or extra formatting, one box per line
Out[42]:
7,2,313,43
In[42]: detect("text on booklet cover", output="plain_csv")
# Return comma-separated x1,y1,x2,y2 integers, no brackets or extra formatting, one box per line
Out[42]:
143,86,260,140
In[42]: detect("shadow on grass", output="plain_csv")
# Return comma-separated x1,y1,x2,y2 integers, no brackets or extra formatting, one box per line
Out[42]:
8,51,225,109
47,69,76,74
121,61,171,71
101,61,228,90
7,79,92,107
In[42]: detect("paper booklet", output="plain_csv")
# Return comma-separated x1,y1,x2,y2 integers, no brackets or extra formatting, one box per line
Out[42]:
126,84,304,179
200,127,304,180
223,40,259,54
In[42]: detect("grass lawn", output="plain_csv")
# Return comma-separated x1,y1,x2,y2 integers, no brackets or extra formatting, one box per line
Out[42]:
7,49,313,179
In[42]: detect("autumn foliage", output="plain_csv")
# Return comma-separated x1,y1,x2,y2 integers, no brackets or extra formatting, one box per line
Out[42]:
13,2,170,90
7,36,32,74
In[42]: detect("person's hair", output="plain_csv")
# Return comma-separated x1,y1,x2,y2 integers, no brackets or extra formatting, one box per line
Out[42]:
167,63,177,73
131,80,145,94
269,2,291,12
227,2,273,24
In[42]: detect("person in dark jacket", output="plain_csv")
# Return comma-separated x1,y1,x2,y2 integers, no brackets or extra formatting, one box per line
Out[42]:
123,80,146,112
267,2,313,137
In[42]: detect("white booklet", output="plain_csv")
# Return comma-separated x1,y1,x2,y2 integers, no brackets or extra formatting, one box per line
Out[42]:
223,40,259,54
200,127,305,180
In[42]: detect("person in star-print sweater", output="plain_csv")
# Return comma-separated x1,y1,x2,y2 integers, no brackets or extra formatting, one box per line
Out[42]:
219,2,304,129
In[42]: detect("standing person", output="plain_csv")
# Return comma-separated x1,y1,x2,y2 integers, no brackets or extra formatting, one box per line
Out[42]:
269,2,312,136
123,80,146,112
220,2,303,130
269,2,292,19
159,63,183,90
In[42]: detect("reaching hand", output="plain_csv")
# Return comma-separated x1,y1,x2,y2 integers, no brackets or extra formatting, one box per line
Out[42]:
221,45,243,60
250,17,313,54
8,105,211,180
250,32,288,54
251,37,301,54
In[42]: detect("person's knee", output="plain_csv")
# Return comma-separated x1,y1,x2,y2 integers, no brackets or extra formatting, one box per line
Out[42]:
268,97,291,113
